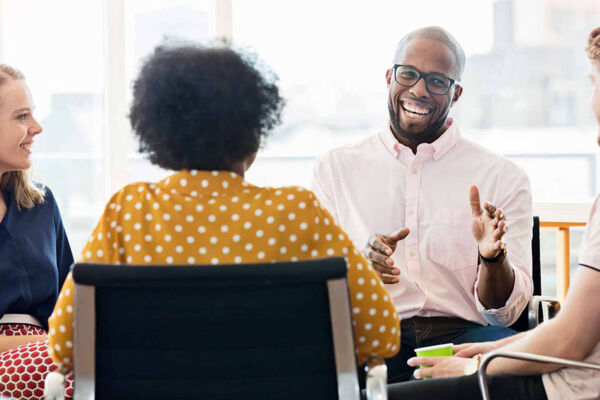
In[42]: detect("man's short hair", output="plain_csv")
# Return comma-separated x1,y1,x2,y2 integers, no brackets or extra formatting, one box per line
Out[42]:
393,26,465,80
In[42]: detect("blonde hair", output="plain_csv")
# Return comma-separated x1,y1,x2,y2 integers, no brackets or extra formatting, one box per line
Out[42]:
0,64,45,209
587,27,600,61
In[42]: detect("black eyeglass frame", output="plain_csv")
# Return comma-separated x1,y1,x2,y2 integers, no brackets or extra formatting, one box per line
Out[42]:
392,64,460,95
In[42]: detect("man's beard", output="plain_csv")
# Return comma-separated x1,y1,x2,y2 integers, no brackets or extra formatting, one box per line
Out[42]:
388,103,448,144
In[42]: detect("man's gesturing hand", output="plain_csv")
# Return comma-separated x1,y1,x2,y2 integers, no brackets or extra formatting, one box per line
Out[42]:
470,185,508,259
364,228,410,284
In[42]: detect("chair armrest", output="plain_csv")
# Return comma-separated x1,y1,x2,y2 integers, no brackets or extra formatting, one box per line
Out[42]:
528,295,561,329
477,350,600,400
365,358,387,400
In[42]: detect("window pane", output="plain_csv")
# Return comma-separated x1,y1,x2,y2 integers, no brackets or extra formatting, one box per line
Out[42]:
234,0,600,206
233,0,600,297
124,0,213,182
233,0,495,186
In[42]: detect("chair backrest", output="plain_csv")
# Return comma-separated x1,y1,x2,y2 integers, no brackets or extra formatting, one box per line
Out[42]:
72,257,360,400
510,216,542,331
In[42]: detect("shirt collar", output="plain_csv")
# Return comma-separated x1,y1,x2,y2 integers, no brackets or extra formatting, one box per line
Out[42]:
157,169,255,196
379,118,461,160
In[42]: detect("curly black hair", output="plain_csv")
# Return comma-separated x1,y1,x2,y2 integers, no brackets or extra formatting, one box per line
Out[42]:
129,43,284,171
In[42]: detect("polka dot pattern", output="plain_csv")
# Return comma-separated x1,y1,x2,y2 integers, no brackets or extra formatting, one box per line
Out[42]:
50,170,399,368
0,324,73,400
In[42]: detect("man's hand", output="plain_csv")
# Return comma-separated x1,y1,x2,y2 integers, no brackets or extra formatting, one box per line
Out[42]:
407,355,476,379
453,341,499,358
469,185,507,259
364,228,410,284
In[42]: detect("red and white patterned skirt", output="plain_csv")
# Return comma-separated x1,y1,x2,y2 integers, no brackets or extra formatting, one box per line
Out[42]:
0,324,73,400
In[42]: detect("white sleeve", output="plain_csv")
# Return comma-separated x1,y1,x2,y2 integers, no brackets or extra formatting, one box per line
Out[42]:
310,152,340,223
474,167,534,326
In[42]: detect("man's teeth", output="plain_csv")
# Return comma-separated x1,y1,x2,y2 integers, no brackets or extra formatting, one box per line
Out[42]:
402,103,430,115
20,143,31,150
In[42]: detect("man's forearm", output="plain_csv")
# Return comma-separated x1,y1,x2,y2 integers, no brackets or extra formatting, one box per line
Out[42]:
496,331,527,347
486,318,577,376
476,256,515,309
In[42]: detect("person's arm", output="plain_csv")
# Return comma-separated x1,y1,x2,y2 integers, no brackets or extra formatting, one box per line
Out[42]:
470,185,515,308
0,335,47,353
48,273,75,368
485,266,600,375
453,331,528,358
409,266,600,379
307,192,400,365
48,195,119,370
310,152,341,222
472,171,534,326
52,189,75,288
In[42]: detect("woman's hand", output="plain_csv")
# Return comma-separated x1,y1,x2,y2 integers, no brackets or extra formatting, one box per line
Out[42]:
407,355,477,379
453,341,499,358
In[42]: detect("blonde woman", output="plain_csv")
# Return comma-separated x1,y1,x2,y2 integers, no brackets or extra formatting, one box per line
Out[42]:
0,65,74,399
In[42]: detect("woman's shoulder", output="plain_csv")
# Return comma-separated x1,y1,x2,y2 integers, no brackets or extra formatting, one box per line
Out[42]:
107,181,156,203
255,185,320,206
31,181,55,208
13,182,61,223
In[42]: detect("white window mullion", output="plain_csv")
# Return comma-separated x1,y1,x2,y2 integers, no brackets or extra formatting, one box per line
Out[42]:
103,0,129,200
213,0,233,40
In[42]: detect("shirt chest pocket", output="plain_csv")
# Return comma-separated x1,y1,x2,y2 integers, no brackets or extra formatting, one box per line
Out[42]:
424,208,478,270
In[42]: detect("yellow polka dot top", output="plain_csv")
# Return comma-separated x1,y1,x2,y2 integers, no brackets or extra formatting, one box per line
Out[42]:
48,170,399,368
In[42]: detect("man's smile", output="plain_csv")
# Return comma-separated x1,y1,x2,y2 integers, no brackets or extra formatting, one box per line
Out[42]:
399,98,434,123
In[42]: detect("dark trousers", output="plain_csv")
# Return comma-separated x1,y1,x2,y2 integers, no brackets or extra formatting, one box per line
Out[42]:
387,316,516,383
386,373,548,400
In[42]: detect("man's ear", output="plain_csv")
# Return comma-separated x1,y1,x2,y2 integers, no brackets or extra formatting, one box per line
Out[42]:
451,85,463,106
385,69,393,87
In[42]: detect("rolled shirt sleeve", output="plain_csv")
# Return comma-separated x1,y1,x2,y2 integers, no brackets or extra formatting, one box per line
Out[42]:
474,167,534,326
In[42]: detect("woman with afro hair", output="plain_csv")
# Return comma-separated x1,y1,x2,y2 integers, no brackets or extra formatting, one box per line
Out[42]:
47,43,400,392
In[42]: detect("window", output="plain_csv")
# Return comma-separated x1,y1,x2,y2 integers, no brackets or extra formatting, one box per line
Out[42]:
2,0,596,296
124,0,214,183
231,0,600,295
2,0,105,256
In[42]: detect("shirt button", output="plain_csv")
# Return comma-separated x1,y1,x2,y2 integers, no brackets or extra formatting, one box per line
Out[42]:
408,210,414,216
411,168,418,175
409,251,416,257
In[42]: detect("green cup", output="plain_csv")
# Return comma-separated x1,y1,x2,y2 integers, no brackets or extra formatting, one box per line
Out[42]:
414,343,453,379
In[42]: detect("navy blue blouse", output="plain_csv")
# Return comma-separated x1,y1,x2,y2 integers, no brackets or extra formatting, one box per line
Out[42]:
0,185,73,330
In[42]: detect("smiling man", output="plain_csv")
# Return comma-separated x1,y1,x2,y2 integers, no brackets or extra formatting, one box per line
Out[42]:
311,26,534,383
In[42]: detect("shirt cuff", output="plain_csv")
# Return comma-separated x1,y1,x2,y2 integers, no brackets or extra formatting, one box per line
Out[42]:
473,260,530,326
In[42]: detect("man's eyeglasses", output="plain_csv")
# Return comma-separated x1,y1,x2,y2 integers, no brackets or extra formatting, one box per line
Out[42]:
392,64,459,95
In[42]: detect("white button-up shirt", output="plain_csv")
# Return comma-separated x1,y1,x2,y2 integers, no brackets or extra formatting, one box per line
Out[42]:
311,121,533,326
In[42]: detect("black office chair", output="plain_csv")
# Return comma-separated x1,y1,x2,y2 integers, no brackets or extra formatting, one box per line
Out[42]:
510,216,560,332
66,258,386,400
